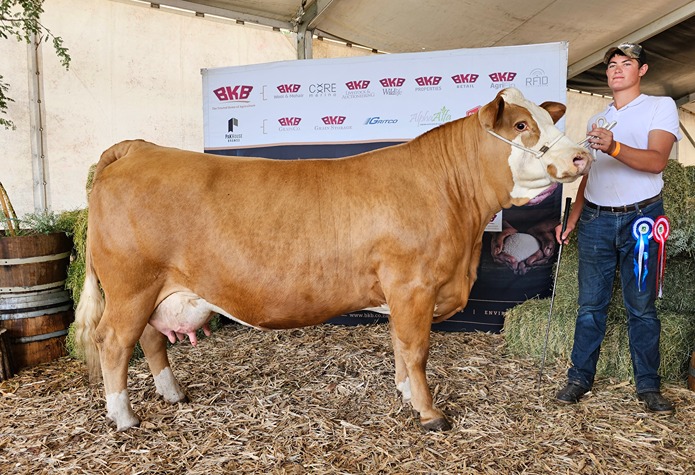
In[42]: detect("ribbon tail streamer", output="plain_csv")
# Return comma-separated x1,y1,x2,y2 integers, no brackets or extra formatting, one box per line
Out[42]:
632,216,654,293
633,235,649,292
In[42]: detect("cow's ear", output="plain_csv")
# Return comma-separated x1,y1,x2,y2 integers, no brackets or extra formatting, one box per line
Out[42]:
540,101,566,124
478,93,504,130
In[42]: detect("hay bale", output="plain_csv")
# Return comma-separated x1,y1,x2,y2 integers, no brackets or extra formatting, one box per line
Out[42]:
505,161,695,383
65,207,88,306
505,297,695,382
65,163,95,307
662,160,695,257
656,257,695,314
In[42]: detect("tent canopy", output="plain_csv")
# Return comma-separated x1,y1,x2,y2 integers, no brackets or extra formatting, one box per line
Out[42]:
159,0,695,112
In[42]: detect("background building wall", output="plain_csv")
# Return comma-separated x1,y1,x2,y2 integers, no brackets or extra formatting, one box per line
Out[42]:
1,0,298,216
1,0,693,218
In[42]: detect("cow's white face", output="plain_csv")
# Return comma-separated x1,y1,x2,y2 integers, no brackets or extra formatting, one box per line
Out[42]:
481,88,592,205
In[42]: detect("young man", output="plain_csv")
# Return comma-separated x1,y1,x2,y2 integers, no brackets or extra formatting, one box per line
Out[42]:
555,43,681,413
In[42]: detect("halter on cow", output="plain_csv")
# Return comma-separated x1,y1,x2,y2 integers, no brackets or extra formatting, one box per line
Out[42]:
75,87,592,432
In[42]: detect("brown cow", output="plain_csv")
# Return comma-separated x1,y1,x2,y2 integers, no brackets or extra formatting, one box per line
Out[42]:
75,88,592,432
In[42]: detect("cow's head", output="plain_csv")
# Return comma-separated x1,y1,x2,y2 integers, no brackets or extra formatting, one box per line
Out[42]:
478,87,592,206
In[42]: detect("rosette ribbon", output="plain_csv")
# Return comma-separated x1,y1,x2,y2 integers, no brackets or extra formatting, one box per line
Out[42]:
632,216,654,292
653,216,670,298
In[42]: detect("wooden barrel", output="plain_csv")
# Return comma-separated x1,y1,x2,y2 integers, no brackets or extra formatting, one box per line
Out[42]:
0,232,74,370
688,351,695,392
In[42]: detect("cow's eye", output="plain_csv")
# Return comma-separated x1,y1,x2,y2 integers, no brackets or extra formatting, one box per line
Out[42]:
515,122,527,132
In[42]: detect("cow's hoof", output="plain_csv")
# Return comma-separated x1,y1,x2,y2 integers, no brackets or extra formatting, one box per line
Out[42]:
422,417,451,431
106,414,141,432
116,418,141,432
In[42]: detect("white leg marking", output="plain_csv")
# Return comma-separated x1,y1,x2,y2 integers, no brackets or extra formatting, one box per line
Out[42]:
397,377,412,403
363,304,442,317
363,304,391,314
106,389,140,431
153,366,187,403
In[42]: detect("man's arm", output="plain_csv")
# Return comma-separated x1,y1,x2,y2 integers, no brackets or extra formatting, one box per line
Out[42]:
607,129,676,173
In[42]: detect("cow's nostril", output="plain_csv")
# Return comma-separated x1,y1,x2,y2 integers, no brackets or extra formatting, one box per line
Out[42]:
573,155,591,172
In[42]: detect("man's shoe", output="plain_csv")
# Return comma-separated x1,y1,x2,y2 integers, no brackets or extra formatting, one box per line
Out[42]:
638,392,675,414
556,382,589,404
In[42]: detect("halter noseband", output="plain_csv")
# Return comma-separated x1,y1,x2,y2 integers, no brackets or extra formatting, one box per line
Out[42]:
486,129,566,159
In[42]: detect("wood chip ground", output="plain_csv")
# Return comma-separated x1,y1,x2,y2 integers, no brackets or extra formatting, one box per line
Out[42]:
1,324,693,474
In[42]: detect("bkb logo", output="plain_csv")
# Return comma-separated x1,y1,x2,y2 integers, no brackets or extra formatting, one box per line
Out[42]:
321,116,346,125
277,84,301,94
379,77,406,87
452,73,479,84
346,80,370,90
213,85,253,101
278,117,301,126
415,76,442,86
489,72,517,82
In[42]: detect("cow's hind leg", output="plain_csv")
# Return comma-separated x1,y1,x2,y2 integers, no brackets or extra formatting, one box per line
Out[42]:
388,288,451,431
140,323,188,404
95,307,144,431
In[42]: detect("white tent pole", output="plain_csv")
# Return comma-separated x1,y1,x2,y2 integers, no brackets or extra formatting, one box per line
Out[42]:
27,33,49,212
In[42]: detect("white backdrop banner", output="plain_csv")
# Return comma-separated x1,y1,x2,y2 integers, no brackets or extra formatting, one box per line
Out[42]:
202,42,568,332
203,42,567,149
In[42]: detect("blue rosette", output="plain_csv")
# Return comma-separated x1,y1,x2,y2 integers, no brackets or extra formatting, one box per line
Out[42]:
631,216,654,292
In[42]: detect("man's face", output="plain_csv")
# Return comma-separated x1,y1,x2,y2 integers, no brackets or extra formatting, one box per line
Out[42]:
606,54,648,92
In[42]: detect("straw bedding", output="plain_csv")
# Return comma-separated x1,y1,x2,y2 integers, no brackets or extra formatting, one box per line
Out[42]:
1,323,693,474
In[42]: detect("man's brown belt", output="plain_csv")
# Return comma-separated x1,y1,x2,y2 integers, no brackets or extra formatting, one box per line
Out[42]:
584,193,662,213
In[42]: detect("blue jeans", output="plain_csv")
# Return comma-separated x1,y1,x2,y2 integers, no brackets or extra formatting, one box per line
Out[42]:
568,199,664,394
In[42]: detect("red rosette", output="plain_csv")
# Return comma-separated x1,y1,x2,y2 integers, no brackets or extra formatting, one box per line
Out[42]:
653,215,670,298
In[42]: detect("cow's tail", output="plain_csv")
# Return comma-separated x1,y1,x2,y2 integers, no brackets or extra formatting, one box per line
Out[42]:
74,239,105,383
75,140,146,381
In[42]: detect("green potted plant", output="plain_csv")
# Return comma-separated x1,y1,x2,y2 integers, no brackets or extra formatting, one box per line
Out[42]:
0,181,79,375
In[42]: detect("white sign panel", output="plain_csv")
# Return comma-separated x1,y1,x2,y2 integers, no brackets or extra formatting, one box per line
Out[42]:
202,42,568,151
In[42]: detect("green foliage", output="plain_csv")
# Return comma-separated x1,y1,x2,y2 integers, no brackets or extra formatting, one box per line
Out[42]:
1,0,71,129
1,208,80,236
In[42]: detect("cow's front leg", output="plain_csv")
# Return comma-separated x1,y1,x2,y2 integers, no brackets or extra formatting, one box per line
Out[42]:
140,323,188,404
388,288,451,431
389,323,411,403
96,317,141,431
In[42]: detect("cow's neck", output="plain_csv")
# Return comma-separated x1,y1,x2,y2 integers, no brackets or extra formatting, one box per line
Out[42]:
436,119,514,219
